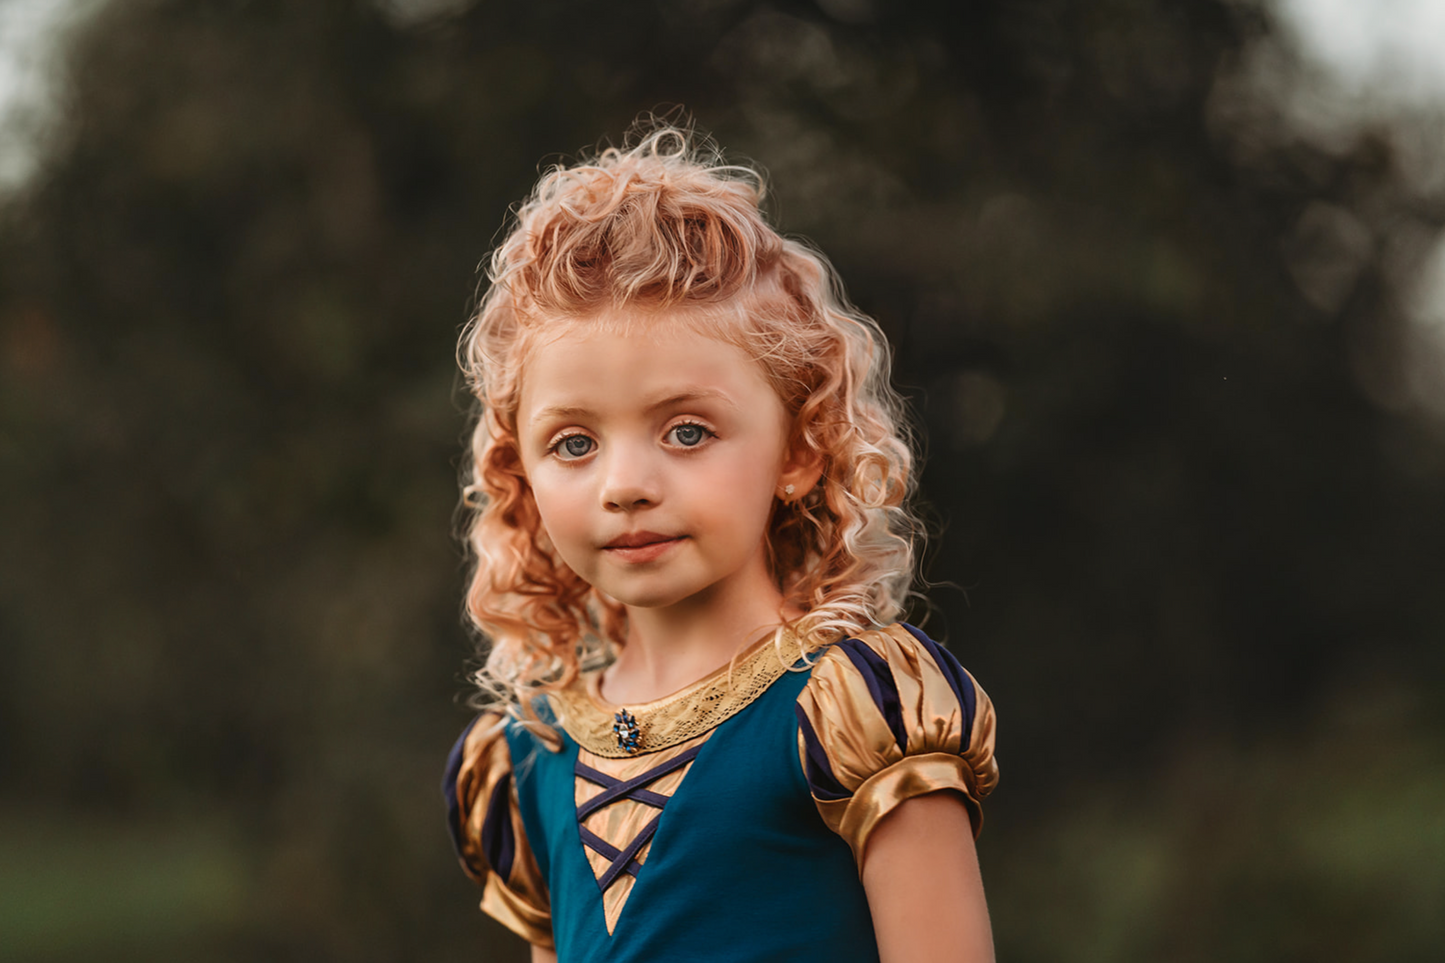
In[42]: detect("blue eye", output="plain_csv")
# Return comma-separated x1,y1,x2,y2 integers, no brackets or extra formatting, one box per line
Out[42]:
555,435,594,459
669,423,708,447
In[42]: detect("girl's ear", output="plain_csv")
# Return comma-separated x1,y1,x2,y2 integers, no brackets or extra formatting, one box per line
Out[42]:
778,443,826,502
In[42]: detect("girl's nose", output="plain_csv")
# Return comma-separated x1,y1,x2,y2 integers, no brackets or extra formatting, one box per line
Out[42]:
600,447,661,512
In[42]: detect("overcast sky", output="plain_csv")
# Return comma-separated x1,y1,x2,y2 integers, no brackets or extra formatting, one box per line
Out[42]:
1275,0,1445,105
0,0,87,190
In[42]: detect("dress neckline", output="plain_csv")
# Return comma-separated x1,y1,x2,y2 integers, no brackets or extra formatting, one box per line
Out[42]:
547,629,805,757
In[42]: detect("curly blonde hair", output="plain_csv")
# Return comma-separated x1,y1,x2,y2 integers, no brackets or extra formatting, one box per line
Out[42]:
458,124,921,707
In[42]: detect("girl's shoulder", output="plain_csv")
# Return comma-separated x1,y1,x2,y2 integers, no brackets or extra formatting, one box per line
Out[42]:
442,709,554,948
796,622,999,865
798,623,992,731
442,709,514,885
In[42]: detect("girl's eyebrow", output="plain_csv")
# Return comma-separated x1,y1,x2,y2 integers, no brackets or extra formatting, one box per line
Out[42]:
528,388,739,428
644,388,740,413
529,404,592,426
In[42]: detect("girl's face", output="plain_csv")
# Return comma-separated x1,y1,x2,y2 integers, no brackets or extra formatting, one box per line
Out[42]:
516,319,793,616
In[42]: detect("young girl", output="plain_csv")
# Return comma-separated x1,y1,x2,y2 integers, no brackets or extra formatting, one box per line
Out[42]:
444,124,998,963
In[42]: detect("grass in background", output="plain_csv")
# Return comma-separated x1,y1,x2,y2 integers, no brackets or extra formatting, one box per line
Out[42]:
989,678,1445,963
0,811,249,963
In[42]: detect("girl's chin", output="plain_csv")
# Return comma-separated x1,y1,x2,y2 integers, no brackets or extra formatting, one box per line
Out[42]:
604,586,693,611
598,577,709,612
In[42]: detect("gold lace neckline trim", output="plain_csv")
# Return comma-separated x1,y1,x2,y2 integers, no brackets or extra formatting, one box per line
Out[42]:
547,630,805,757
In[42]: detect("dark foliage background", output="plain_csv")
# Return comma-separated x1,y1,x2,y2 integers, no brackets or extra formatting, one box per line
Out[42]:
3,1,1443,960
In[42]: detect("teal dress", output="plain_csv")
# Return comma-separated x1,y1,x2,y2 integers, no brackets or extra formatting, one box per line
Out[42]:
444,623,998,962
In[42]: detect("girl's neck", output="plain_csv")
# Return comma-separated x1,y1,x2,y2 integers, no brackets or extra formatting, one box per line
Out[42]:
600,587,787,706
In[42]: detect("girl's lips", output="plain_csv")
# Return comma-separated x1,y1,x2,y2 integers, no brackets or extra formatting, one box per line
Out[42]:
602,536,683,564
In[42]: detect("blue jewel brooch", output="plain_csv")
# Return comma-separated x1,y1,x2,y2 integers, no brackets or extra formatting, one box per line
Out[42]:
613,709,641,754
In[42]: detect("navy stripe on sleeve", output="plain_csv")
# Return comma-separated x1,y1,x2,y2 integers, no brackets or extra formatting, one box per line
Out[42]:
835,637,907,753
442,714,482,860
794,704,851,801
481,772,516,879
900,623,977,750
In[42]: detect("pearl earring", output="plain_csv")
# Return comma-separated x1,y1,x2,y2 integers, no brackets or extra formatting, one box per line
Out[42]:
783,484,795,498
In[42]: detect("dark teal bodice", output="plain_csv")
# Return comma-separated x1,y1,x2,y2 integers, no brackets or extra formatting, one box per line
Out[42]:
505,664,880,963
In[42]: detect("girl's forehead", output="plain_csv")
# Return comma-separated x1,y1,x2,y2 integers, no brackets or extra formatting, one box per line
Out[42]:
527,323,748,378
530,302,736,345
521,308,752,369
516,315,781,419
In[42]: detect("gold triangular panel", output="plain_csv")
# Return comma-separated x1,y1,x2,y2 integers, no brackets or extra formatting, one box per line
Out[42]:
574,731,712,933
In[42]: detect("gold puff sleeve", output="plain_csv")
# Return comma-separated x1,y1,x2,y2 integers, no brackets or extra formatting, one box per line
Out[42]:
795,623,999,870
443,711,553,949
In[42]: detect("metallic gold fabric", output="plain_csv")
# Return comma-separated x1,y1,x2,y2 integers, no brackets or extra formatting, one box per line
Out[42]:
796,623,998,870
453,711,554,948
575,732,712,932
549,630,804,757
482,873,553,948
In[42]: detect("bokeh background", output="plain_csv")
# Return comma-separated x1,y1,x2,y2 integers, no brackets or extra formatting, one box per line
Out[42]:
3,0,1444,960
